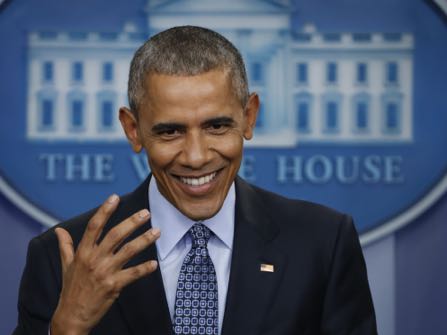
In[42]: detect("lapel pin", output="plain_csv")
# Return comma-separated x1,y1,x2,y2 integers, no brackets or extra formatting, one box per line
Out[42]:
260,263,274,273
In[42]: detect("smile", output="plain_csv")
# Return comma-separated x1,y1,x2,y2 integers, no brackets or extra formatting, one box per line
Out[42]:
179,172,217,186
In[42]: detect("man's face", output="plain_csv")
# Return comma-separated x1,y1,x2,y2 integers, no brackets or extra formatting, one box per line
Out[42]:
120,69,259,220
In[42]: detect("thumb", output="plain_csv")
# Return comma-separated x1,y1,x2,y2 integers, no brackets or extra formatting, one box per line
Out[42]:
55,227,74,273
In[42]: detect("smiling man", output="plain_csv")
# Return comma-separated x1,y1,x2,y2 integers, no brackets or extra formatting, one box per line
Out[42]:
120,69,257,221
14,26,377,335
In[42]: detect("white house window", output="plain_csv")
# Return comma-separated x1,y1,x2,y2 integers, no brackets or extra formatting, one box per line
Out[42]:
352,93,370,132
297,102,309,131
99,32,118,41
42,61,54,83
382,93,402,134
295,92,312,132
353,33,372,42
68,32,88,41
385,102,399,131
323,33,341,42
326,62,337,84
251,62,264,84
326,101,338,130
72,62,84,82
386,62,399,84
37,90,57,131
41,99,54,129
102,62,114,82
101,101,114,129
97,90,117,131
356,102,368,130
296,63,308,84
322,93,342,133
67,91,86,131
71,100,84,129
356,63,368,84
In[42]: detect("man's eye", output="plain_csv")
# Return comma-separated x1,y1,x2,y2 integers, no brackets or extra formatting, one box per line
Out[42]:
208,123,229,134
158,129,181,138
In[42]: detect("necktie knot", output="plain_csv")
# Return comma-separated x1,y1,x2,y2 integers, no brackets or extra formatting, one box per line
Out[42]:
189,222,212,248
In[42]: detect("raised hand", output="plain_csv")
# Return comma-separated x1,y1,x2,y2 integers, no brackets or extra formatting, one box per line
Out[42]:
50,194,160,335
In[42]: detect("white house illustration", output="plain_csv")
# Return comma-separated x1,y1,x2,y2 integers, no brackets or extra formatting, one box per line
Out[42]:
26,0,414,146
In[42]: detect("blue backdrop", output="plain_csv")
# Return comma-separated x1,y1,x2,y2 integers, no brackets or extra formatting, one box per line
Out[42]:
1,0,446,334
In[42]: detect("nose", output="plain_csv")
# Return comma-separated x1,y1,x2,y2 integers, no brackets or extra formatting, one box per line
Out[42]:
179,130,211,169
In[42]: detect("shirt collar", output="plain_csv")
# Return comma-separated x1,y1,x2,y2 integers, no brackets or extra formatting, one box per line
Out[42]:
149,176,235,261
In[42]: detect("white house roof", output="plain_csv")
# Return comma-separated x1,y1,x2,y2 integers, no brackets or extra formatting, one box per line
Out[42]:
146,0,290,31
146,0,289,13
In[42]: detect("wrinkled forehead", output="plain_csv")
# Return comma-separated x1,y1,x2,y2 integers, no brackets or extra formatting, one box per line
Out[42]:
142,68,235,103
137,69,242,119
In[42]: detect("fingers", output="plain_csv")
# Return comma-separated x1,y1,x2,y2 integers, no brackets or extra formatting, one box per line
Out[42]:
113,227,161,268
98,209,151,254
80,194,120,249
55,227,74,273
116,260,158,288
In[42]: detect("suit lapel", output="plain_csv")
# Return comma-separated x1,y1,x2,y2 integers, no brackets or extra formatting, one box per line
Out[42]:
117,245,173,335
114,176,173,335
222,178,287,335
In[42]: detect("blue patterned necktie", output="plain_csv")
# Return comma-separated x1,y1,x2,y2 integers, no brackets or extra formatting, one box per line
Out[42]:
173,222,219,335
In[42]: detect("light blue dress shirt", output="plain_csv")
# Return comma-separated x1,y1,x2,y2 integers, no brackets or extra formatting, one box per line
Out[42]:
149,177,235,334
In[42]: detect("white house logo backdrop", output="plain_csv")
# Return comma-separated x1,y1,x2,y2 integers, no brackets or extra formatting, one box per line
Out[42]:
1,0,446,243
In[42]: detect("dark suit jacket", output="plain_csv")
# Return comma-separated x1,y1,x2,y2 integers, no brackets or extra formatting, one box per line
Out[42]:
14,176,377,335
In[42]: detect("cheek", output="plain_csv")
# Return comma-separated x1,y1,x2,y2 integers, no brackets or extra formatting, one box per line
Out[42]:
211,133,244,160
146,143,180,169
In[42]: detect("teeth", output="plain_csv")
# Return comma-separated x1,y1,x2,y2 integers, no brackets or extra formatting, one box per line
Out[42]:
180,172,217,186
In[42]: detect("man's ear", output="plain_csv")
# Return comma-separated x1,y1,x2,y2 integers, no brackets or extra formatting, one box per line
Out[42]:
119,107,143,153
243,92,260,140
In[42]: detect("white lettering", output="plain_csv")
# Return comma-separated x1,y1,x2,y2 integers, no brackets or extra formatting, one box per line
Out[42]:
305,155,332,184
39,153,115,182
277,156,303,183
276,154,404,184
94,154,115,182
130,154,150,181
39,153,64,181
239,155,256,182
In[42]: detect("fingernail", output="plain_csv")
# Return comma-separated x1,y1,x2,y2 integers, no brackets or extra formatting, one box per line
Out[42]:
138,209,150,219
108,194,118,204
151,227,160,236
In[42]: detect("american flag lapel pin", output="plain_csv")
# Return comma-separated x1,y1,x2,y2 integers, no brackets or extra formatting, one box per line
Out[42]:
260,263,275,273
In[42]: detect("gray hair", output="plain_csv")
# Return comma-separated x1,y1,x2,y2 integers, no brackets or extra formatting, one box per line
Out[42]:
127,26,249,115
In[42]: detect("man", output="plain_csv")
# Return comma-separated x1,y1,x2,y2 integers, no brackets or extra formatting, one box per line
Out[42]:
14,26,377,335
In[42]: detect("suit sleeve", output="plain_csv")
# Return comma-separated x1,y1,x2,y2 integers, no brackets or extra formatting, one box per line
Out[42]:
320,215,378,335
13,235,61,335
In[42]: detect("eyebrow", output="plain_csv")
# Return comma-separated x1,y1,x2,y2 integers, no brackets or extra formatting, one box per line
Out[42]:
151,122,186,134
202,116,235,127
151,116,236,134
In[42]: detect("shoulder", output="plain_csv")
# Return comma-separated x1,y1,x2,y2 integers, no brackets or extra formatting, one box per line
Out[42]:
254,183,345,222
237,180,365,283
236,178,357,252
239,178,351,229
